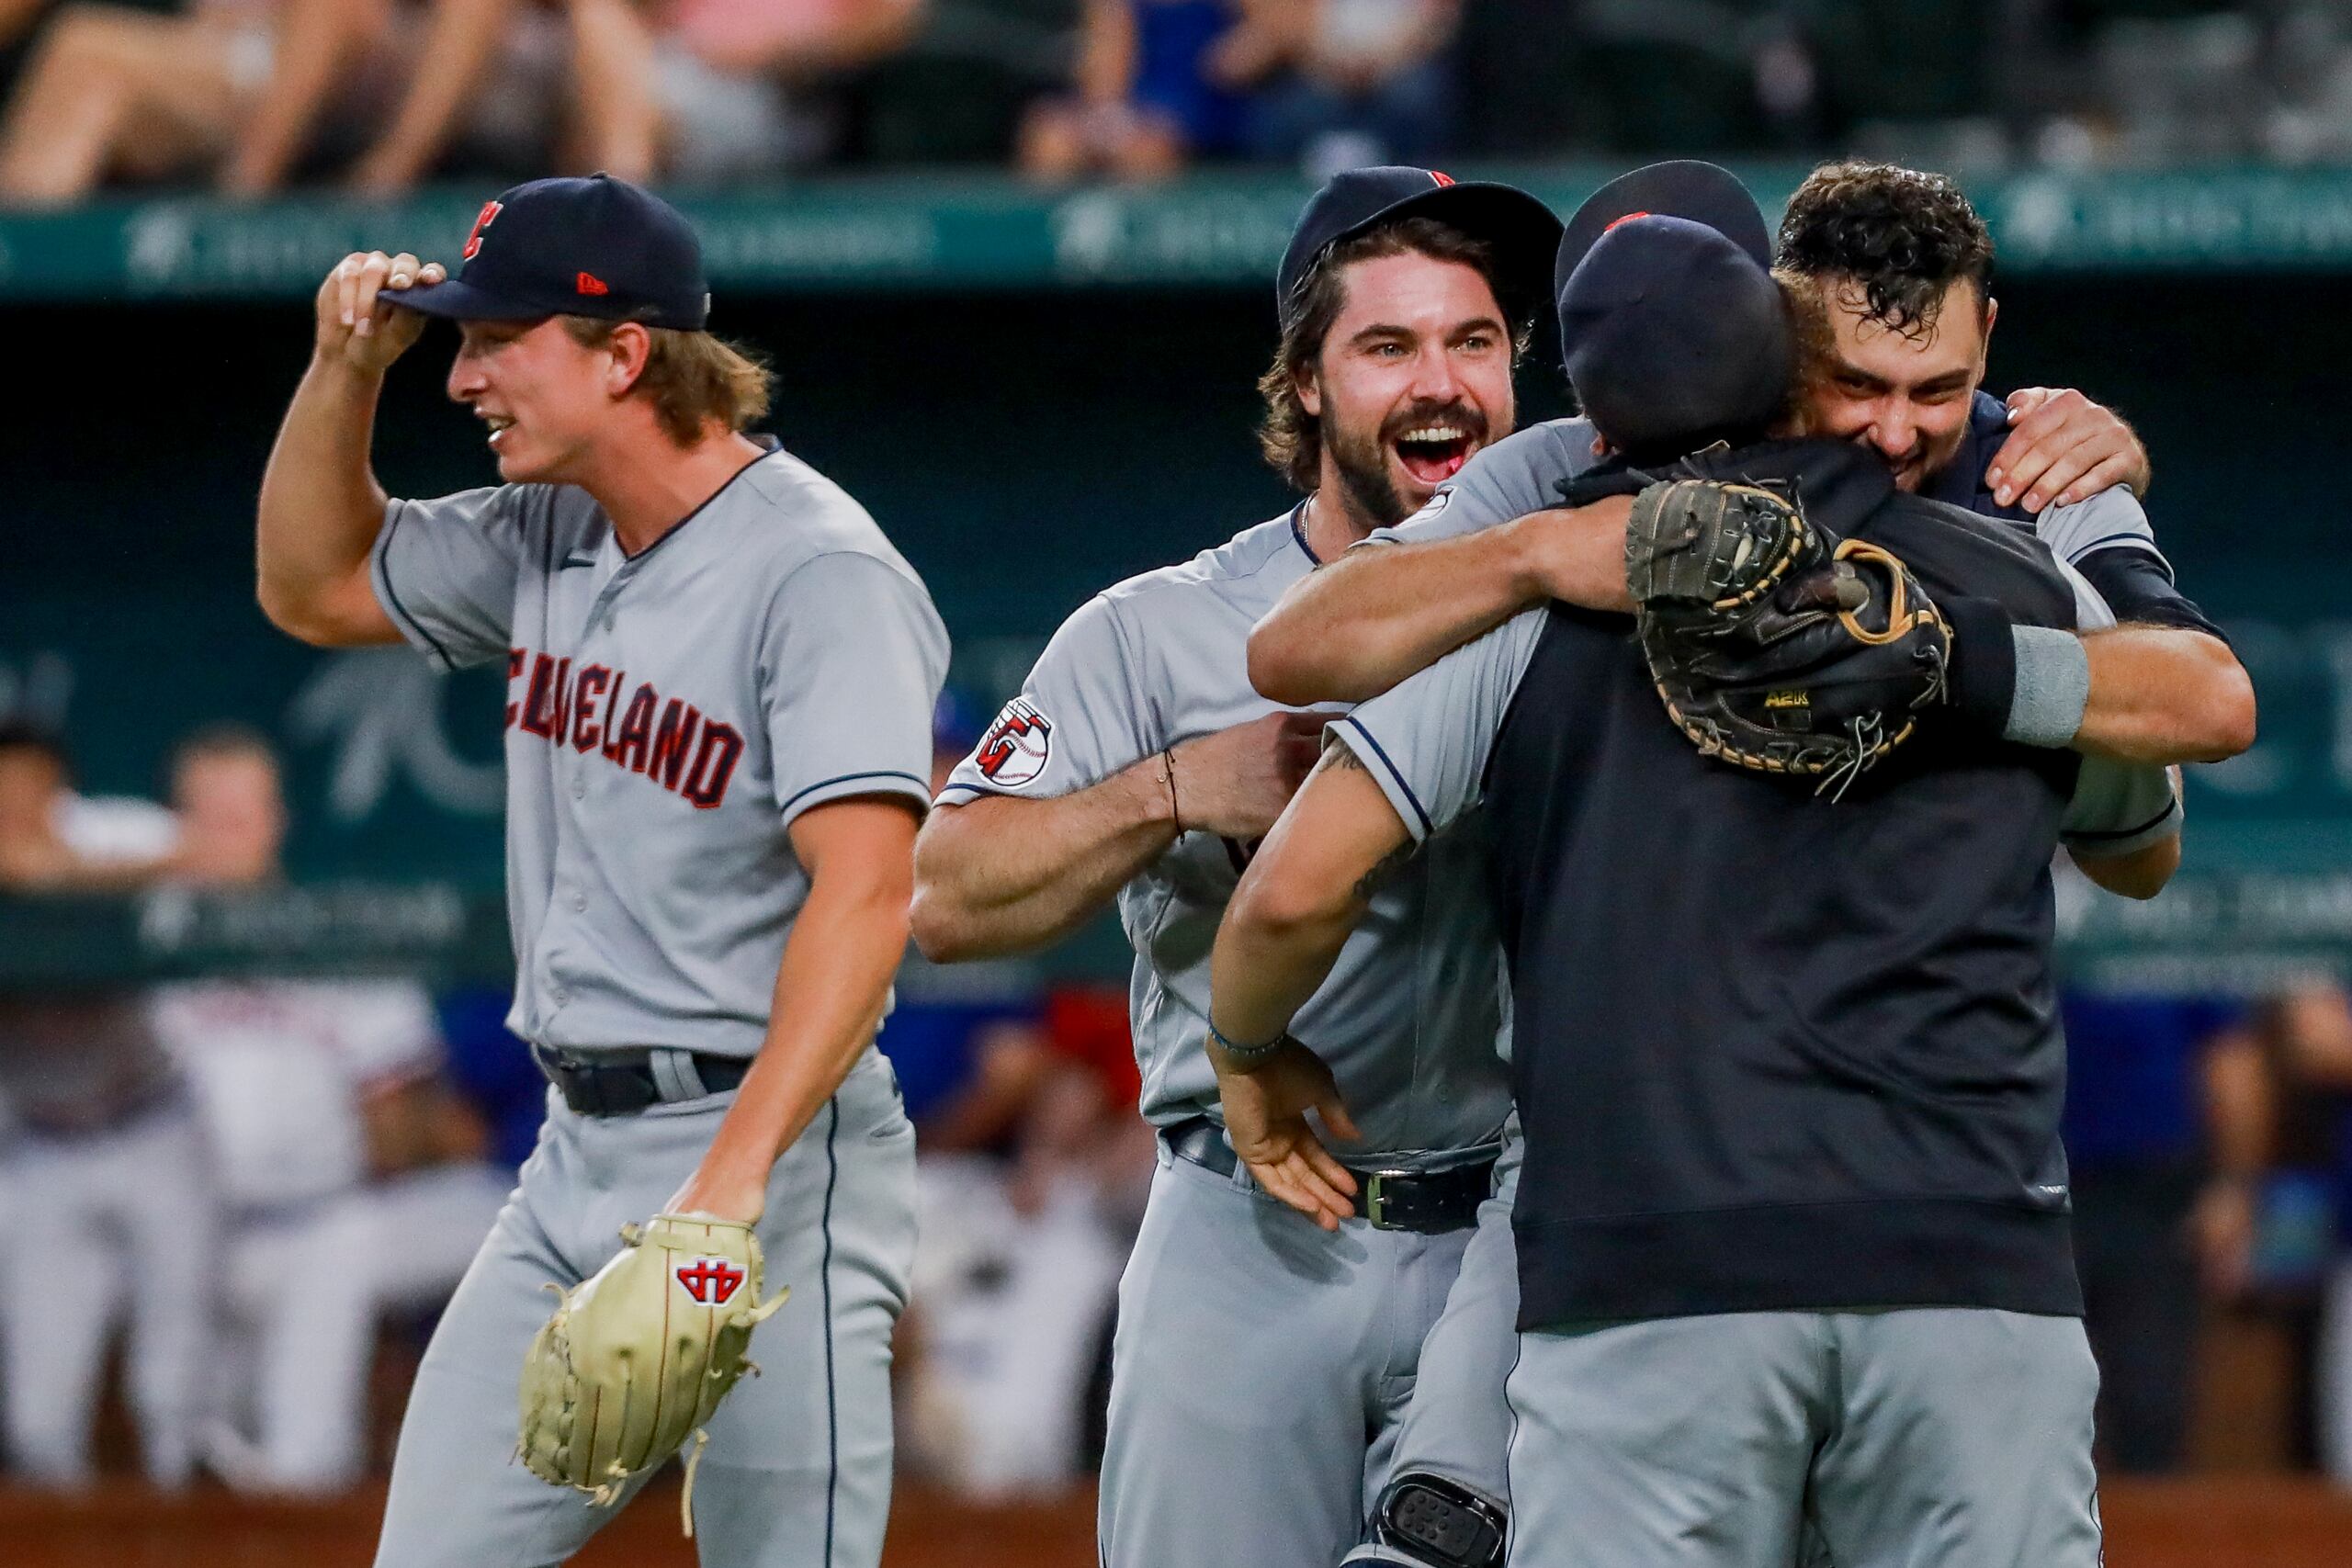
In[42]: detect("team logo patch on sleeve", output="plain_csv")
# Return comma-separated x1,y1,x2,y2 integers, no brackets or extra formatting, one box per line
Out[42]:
674,1256,746,1305
977,698,1054,787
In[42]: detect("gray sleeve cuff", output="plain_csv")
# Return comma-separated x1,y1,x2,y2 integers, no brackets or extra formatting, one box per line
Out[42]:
2004,626,2091,748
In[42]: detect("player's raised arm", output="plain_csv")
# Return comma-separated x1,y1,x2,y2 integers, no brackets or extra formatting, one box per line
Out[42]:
1247,499,1630,705
1247,422,1627,706
255,250,441,646
911,708,1323,961
2067,626,2253,765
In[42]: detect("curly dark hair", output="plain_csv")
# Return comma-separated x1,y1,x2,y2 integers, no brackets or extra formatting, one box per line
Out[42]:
1774,161,1994,338
1257,217,1526,492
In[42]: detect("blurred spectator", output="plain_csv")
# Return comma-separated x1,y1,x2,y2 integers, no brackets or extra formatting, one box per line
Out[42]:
1018,0,1250,180
2062,986,2258,1473
0,721,175,889
899,986,1149,1497
145,724,508,1494
0,0,563,207
1216,0,1458,174
845,0,1088,165
2252,984,2352,1484
567,0,922,186
0,724,205,1488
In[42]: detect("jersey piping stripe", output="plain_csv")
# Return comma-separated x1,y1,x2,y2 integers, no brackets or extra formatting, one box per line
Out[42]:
2070,534,2174,571
374,503,458,669
617,440,776,562
2064,799,2181,843
1331,716,1433,838
1288,501,1321,566
820,1096,842,1567
779,769,930,818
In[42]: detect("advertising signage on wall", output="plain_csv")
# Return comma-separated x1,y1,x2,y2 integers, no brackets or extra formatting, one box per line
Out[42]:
10,167,2352,302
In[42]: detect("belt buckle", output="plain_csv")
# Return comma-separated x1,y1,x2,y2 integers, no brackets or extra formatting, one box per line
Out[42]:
1363,1169,1413,1231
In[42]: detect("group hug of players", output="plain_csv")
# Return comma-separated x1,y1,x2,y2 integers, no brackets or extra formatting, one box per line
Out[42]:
259,154,2252,1568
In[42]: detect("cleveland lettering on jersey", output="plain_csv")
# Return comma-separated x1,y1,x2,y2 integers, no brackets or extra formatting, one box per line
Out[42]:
506,646,742,809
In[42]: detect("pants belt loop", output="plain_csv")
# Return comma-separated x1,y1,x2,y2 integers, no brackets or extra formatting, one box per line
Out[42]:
648,1047,707,1105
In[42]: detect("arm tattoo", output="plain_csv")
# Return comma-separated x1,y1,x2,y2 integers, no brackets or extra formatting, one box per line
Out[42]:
1352,839,1416,902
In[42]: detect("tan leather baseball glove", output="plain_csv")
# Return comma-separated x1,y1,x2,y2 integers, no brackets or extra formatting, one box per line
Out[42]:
516,1213,788,1533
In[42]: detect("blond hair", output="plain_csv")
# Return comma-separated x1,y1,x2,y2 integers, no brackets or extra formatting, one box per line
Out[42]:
560,318,774,446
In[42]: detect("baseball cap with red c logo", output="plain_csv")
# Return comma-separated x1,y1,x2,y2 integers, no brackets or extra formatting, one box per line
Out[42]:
391,173,712,330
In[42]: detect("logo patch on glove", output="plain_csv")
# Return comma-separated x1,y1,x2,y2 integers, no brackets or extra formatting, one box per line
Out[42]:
674,1257,746,1305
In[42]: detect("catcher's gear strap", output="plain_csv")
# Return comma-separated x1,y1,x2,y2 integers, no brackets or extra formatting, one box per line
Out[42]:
1373,1472,1508,1568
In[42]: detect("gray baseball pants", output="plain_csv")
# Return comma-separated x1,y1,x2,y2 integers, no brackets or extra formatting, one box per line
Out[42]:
372,1046,916,1568
1343,1118,1524,1565
1100,1135,1479,1568
1504,1307,2103,1568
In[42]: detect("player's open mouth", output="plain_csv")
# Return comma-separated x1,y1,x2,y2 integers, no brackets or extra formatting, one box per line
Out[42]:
482,413,516,447
1393,425,1473,485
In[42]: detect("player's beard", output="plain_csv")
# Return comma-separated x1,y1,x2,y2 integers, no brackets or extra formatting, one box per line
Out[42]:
1325,400,1488,530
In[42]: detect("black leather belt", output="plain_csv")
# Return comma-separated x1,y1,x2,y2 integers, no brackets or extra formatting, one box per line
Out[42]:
1163,1115,1491,1234
532,1043,751,1117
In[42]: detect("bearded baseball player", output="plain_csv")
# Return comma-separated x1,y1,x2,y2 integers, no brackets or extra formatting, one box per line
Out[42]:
255,174,947,1567
1242,162,2256,1568
909,168,1559,1568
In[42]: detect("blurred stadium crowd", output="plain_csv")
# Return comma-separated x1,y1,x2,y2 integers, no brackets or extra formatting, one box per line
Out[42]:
0,704,1159,1500
5,0,2352,206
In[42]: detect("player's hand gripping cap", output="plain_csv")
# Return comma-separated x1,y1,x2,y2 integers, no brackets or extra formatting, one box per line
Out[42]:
1624,476,1952,799
517,1213,787,1533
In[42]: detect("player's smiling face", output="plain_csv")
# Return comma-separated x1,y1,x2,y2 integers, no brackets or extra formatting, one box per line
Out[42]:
447,318,621,483
1301,251,1515,530
1797,276,1995,493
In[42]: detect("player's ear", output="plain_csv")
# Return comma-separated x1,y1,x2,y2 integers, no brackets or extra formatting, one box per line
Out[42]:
605,322,653,400
1295,362,1323,419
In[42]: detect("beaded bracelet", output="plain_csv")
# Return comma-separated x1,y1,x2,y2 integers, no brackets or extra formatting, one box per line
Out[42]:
1206,1018,1285,1068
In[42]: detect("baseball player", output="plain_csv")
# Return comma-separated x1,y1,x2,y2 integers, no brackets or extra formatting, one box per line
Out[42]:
254,174,947,1566
909,166,1562,1568
1208,205,2211,1568
1251,162,2252,1568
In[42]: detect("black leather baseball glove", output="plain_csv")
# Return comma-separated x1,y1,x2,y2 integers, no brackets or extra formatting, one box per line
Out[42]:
1624,477,1951,797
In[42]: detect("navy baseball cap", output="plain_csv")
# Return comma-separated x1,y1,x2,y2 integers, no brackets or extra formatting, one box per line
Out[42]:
391,174,711,330
1554,160,1772,294
1558,213,1793,460
1276,166,1562,333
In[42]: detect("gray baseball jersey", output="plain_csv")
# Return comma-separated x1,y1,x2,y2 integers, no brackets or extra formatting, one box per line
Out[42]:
364,438,939,1568
371,437,949,1056
937,505,1509,1162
